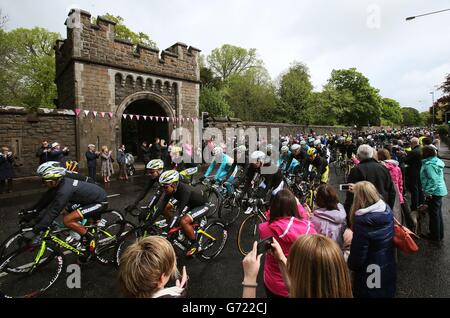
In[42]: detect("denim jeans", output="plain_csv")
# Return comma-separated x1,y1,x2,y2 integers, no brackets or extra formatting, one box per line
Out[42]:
427,196,444,241
407,178,424,211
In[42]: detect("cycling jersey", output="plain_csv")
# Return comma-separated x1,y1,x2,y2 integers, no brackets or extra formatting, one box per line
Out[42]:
131,178,158,207
34,178,108,232
157,182,207,221
243,163,283,199
65,171,95,183
205,153,234,182
306,156,329,183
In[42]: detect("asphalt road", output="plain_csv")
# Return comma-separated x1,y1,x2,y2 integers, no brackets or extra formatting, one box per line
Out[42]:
1,152,449,298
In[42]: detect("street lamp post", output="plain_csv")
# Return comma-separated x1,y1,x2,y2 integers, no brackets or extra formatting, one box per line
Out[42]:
430,91,435,131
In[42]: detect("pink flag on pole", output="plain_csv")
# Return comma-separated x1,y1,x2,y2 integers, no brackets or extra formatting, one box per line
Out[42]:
84,110,90,117
100,112,105,118
75,108,81,117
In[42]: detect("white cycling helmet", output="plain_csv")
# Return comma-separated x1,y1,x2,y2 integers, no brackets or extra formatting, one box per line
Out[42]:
291,144,301,151
313,140,321,146
212,146,223,156
146,159,164,170
281,146,289,153
250,150,266,163
159,170,180,185
37,161,63,176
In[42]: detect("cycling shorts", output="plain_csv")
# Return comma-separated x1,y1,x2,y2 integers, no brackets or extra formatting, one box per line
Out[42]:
67,202,107,220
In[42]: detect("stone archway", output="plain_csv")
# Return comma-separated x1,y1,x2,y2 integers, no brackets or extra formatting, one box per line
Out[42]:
116,91,176,157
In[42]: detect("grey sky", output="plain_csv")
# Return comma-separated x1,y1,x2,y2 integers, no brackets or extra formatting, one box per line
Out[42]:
1,0,449,111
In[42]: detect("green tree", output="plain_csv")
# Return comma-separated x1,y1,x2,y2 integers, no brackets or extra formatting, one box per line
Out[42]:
420,111,431,127
308,90,340,126
0,27,59,108
327,68,382,126
381,97,403,126
207,44,262,81
199,86,233,117
278,62,313,124
102,13,157,48
401,107,422,127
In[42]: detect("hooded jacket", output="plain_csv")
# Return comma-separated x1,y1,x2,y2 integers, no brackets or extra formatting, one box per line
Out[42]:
311,203,347,248
420,157,448,197
348,200,396,298
259,215,317,297
382,160,404,204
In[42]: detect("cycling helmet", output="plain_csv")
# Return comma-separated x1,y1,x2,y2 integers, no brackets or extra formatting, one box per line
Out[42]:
41,166,66,181
313,139,321,147
308,137,315,143
146,159,164,170
291,144,301,151
159,170,180,185
346,136,352,142
281,141,289,147
250,150,266,163
307,148,317,157
300,140,307,146
65,160,79,172
281,145,289,153
212,146,223,156
37,161,62,176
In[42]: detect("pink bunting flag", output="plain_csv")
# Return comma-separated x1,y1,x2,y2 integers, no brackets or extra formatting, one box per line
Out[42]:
143,115,147,120
75,108,81,117
122,114,127,119
100,112,105,118
150,116,154,121
84,110,90,117
107,112,113,119
155,117,159,122
92,111,98,118
129,114,134,120
136,115,140,120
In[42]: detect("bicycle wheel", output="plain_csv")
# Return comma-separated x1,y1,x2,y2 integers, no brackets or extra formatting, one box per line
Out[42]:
0,231,28,263
198,220,228,260
237,214,265,256
220,195,242,226
115,226,143,267
96,220,135,266
0,242,64,298
203,187,222,217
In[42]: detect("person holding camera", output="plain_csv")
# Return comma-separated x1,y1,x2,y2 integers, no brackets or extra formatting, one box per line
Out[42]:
49,142,69,166
36,140,51,164
0,146,15,193
257,189,316,298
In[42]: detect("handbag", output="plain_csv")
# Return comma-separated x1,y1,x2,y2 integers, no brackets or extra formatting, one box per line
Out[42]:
393,218,419,254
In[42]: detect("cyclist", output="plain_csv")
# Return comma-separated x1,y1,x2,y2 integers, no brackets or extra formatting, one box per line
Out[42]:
125,159,165,213
157,170,210,257
37,161,94,183
343,136,357,160
223,145,247,193
305,148,329,184
23,166,108,260
201,146,236,192
279,146,300,173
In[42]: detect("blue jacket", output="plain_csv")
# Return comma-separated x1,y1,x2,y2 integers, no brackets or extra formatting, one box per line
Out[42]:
348,200,396,298
85,151,98,168
205,154,234,181
117,150,126,164
420,156,448,197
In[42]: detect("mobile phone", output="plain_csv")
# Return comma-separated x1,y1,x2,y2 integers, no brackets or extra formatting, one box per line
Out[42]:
340,184,351,191
257,237,274,255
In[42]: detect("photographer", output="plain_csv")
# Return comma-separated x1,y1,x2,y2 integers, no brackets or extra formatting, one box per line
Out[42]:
36,140,51,164
0,147,15,193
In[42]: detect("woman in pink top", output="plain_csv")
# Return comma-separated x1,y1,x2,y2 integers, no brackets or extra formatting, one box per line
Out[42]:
258,189,316,297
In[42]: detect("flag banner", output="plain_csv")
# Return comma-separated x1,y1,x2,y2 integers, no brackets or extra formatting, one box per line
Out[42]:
150,116,154,121
123,114,127,119
155,116,159,122
75,108,81,117
136,115,140,120
84,110,90,117
166,117,169,122
130,114,134,120
143,115,147,120
107,112,113,119
92,111,98,118
100,112,105,118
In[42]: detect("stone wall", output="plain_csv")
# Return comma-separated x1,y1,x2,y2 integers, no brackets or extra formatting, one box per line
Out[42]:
0,106,77,177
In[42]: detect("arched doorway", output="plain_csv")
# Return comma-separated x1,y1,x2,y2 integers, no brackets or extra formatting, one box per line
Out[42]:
117,92,176,162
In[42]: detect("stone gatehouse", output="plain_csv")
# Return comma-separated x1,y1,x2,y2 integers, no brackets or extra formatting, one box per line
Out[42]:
55,9,201,164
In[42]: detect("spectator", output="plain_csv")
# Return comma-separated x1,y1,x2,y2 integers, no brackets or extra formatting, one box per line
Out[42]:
160,139,169,168
0,147,15,194
344,145,396,223
242,235,353,298
100,146,114,184
117,144,128,181
377,149,415,230
140,141,151,167
150,137,162,160
49,142,69,166
404,137,424,212
258,189,316,298
311,184,348,249
420,146,448,242
348,181,396,298
118,236,187,298
36,140,51,164
85,144,100,181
